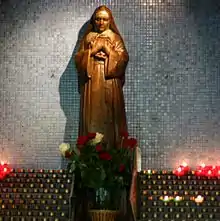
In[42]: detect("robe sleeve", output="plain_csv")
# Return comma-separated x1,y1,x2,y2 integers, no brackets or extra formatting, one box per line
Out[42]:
74,40,90,75
105,37,129,79
74,39,92,94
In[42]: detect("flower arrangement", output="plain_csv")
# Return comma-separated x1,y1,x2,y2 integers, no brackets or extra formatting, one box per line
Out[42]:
59,132,137,209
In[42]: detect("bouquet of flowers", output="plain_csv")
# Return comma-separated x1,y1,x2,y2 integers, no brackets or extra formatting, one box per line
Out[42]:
59,132,137,209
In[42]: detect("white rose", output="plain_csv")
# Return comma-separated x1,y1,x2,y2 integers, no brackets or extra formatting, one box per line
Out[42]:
90,132,104,145
59,143,70,157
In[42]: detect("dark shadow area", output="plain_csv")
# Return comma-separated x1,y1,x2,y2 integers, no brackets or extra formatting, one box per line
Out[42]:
185,0,220,18
59,20,90,168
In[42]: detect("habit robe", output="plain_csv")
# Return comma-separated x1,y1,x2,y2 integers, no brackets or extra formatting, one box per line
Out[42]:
75,29,129,147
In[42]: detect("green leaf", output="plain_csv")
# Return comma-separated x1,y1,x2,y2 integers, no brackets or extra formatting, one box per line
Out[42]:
69,162,76,173
81,167,106,189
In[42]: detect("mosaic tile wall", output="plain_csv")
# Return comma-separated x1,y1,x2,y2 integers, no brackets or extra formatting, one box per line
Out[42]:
0,0,220,169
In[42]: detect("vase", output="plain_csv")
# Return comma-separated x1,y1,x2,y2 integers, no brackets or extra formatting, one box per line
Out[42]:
89,209,119,221
95,188,121,209
88,188,120,221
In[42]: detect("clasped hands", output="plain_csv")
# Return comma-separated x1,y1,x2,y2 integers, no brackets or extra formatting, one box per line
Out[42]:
90,35,113,58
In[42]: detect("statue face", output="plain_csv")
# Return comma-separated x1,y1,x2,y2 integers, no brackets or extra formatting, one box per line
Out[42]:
94,10,110,33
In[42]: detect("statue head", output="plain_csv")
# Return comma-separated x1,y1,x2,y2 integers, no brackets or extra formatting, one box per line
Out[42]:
92,6,111,33
89,5,122,35
80,5,125,45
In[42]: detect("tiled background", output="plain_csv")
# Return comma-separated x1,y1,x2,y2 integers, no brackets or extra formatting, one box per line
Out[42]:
0,0,220,169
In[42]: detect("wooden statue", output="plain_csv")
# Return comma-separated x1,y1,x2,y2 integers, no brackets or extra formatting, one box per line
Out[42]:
75,5,129,148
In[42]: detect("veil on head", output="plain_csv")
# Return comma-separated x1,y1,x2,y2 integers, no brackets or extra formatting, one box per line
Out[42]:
81,5,125,43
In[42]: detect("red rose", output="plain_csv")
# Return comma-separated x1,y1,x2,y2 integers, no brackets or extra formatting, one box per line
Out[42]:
128,138,137,148
88,132,96,139
96,145,102,152
77,136,88,145
119,164,125,172
120,131,129,138
123,138,137,149
99,152,112,161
